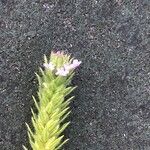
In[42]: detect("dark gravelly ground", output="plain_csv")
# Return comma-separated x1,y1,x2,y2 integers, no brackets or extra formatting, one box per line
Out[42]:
0,0,150,150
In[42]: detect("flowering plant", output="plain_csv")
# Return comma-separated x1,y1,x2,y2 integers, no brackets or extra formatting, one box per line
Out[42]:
23,51,81,150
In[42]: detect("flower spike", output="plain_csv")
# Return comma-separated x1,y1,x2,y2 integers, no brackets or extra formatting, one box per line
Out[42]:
24,51,81,150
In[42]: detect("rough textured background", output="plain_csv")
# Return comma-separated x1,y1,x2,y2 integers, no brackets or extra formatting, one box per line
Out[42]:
0,0,150,150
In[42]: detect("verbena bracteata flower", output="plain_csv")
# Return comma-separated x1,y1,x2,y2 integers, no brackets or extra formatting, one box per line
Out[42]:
24,51,81,150
44,51,81,76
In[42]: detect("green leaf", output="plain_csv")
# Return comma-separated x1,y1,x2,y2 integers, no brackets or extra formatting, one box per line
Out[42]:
64,86,77,96
35,73,42,87
61,96,74,110
51,107,70,121
25,123,34,138
31,108,37,121
56,139,69,150
59,111,71,123
44,54,48,64
32,96,40,111
55,122,70,137
22,145,28,150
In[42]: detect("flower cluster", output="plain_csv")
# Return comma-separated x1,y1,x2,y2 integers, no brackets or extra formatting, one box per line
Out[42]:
43,51,81,76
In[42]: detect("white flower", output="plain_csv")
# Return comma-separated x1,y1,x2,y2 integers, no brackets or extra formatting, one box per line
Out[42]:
63,59,82,71
72,59,82,68
64,63,72,70
43,62,55,70
55,67,69,76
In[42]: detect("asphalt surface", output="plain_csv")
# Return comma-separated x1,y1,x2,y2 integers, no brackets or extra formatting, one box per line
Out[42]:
0,0,150,150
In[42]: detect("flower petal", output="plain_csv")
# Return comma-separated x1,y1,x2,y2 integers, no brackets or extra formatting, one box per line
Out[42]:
55,68,69,76
44,62,55,70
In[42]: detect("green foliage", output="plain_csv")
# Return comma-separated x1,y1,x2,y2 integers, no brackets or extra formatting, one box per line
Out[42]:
24,51,81,150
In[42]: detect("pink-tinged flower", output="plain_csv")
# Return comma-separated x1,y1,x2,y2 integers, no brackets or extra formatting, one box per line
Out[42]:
71,59,82,68
55,67,69,76
64,59,82,71
56,51,61,55
52,51,64,56
43,62,55,70
64,63,72,70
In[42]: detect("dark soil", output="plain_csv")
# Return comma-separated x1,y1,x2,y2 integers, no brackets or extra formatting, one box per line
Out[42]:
0,0,150,150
